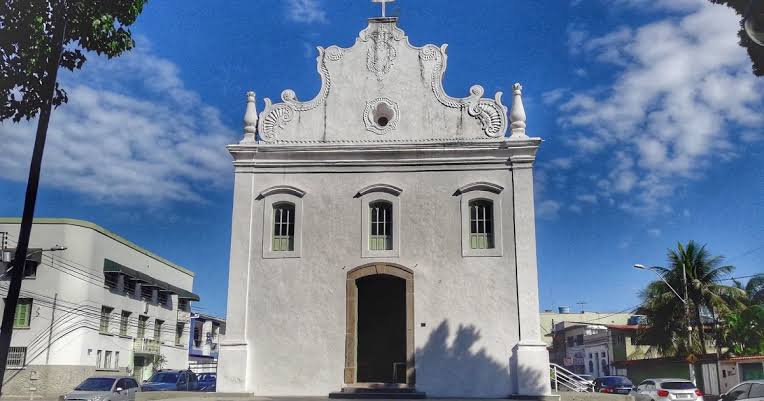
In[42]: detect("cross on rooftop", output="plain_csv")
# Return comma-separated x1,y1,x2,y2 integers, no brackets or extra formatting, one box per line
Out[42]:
372,0,394,17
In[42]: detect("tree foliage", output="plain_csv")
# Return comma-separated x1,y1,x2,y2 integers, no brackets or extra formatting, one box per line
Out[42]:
635,241,747,356
0,0,148,122
709,0,764,76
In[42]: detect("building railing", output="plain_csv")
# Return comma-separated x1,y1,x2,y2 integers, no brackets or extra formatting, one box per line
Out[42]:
133,338,160,355
550,363,594,392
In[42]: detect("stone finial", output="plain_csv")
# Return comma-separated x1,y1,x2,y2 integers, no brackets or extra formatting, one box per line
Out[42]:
241,91,257,144
509,83,528,139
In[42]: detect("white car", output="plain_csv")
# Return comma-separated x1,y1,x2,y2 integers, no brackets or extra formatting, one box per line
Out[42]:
634,378,704,401
720,380,764,401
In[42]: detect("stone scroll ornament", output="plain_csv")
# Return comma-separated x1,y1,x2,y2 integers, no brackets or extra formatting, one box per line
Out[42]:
418,44,507,138
256,22,509,142
258,45,343,142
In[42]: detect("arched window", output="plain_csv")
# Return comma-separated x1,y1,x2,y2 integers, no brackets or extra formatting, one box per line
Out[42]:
469,199,494,249
588,360,594,373
369,201,393,251
272,202,295,252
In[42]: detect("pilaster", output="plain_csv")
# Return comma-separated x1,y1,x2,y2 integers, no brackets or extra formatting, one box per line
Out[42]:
511,158,552,397
217,171,256,393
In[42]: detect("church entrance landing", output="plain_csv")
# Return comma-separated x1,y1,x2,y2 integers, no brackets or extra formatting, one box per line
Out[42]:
344,263,415,387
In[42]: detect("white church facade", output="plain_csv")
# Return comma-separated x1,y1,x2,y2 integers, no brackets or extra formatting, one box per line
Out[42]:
218,14,552,398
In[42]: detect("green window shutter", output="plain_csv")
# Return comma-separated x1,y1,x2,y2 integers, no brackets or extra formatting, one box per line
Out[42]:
14,300,30,328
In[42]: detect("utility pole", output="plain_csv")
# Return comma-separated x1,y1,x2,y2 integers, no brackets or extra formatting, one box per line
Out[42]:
0,0,67,394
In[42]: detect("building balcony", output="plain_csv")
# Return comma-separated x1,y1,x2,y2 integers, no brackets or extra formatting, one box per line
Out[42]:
134,338,160,355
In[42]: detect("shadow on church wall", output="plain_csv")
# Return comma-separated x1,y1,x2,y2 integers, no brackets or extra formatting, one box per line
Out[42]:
412,320,544,398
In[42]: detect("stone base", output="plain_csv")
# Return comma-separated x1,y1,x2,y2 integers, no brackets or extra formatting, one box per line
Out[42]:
513,341,553,397
329,386,426,399
216,341,249,393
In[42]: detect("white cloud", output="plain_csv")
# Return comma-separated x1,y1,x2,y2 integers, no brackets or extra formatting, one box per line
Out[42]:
551,3,764,215
537,200,561,220
542,88,568,105
549,157,573,169
647,228,662,237
0,41,236,205
285,0,327,24
612,0,705,12
576,194,598,204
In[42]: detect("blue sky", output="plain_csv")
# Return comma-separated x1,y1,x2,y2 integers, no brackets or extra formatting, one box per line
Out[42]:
1,0,762,318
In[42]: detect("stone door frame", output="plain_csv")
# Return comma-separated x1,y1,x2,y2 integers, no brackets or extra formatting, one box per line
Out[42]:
345,262,415,386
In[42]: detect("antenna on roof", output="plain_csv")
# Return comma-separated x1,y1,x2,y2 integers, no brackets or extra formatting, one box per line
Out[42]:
576,301,588,313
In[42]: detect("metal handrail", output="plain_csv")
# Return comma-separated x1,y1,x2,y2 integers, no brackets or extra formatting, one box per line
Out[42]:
550,363,594,392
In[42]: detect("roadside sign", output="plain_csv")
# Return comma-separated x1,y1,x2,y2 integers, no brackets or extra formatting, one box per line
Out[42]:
686,354,698,364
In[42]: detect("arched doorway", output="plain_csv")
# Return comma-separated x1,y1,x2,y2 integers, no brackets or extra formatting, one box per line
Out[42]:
345,263,414,386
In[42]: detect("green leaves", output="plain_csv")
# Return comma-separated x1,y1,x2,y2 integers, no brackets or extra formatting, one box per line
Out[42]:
0,0,148,122
637,241,747,356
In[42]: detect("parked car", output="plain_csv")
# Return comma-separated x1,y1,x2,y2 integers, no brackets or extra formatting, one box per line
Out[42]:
634,378,704,401
197,373,217,392
720,380,764,401
576,374,595,391
594,376,635,394
64,376,140,401
140,369,199,392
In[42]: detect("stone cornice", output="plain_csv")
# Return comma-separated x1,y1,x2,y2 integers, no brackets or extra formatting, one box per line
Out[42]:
228,138,541,171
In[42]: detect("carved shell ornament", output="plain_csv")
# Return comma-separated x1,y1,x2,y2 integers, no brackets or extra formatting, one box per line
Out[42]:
364,98,400,135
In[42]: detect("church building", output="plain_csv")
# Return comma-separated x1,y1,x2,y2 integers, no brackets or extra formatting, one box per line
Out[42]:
218,8,552,398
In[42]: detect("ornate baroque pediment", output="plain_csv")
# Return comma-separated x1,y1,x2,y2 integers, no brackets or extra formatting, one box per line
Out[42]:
255,17,511,144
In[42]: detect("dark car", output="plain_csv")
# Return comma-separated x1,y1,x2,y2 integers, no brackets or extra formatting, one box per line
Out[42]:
140,370,199,392
197,373,216,392
594,376,634,395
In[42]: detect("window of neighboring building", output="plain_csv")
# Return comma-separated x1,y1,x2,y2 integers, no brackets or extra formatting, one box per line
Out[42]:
588,360,594,373
175,323,185,346
178,299,190,312
575,334,584,345
141,285,154,302
105,274,118,290
567,336,574,347
272,203,296,252
104,351,112,369
114,351,119,369
7,346,26,368
157,291,168,305
194,325,202,348
96,350,102,368
10,298,32,328
124,279,136,296
99,306,113,334
137,315,148,339
154,319,163,341
458,183,504,257
22,262,37,279
469,200,494,249
119,311,131,336
369,201,393,251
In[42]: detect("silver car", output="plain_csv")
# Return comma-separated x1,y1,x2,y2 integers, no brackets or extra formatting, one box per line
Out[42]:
64,376,140,401
720,380,764,401
634,378,704,401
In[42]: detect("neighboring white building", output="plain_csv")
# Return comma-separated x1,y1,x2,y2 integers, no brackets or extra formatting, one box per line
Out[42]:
188,313,225,373
218,15,551,398
0,218,199,398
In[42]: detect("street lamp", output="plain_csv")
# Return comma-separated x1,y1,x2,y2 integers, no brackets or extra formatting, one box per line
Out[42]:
1,245,67,276
633,263,696,383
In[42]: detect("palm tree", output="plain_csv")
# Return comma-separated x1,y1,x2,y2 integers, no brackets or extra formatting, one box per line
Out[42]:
636,241,746,355
745,275,764,304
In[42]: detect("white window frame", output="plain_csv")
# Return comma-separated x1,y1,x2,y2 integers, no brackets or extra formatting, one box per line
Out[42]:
359,184,402,258
458,182,504,257
260,185,305,259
